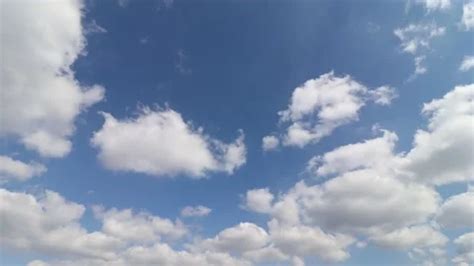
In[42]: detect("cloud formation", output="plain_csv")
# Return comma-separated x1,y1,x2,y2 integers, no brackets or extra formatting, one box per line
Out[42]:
0,0,105,157
263,72,396,150
91,108,246,178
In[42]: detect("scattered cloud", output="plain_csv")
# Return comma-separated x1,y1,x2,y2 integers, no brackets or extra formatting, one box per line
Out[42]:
263,72,395,149
394,23,445,78
175,49,192,75
417,0,451,11
181,205,212,217
0,0,105,157
91,107,246,178
85,20,107,34
0,156,46,182
261,136,280,151
462,1,474,30
459,55,474,71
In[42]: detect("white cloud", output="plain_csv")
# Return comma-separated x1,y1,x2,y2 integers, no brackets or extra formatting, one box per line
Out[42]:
370,225,448,250
436,191,474,229
3,188,248,266
402,84,474,185
394,23,445,77
459,56,474,71
369,86,398,106
417,0,451,11
91,107,246,178
267,72,394,148
452,232,474,266
194,223,269,255
93,206,187,243
307,130,398,176
181,205,212,217
0,0,105,157
0,156,46,182
268,220,354,263
244,188,274,214
462,1,474,30
0,189,121,260
262,135,279,151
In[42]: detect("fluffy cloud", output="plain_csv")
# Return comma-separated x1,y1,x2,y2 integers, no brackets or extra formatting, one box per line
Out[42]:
462,1,474,30
263,72,395,149
0,0,105,157
91,108,246,178
181,205,212,217
394,23,445,77
194,223,269,255
452,232,474,266
93,207,187,243
0,156,46,182
402,84,474,185
370,225,448,250
0,189,121,260
459,56,474,71
2,188,249,266
268,220,354,263
436,191,474,229
244,188,274,214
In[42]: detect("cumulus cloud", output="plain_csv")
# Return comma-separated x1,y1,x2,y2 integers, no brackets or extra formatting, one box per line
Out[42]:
436,191,474,229
0,0,105,157
0,189,121,260
402,84,474,185
462,1,474,30
452,232,474,266
2,188,249,266
93,206,187,243
91,107,246,178
263,72,395,149
0,156,46,182
370,225,448,250
459,56,474,71
181,205,212,217
394,23,445,77
244,188,274,214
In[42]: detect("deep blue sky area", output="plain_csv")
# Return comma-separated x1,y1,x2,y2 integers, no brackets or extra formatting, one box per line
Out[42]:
1,0,473,265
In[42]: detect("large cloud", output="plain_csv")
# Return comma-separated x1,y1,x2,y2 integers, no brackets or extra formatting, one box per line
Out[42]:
263,72,396,149
91,108,246,178
0,0,105,157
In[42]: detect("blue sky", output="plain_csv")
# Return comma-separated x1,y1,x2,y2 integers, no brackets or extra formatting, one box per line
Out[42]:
1,0,473,265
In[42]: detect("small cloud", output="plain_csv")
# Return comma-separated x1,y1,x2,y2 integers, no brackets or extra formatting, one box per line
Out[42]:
459,56,474,72
367,22,381,34
117,0,129,8
140,37,149,45
85,20,107,34
175,49,192,75
181,205,212,217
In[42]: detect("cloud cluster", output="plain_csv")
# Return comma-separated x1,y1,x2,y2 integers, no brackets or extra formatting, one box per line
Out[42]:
394,23,445,77
263,72,396,150
247,84,474,264
0,0,105,158
91,108,246,178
